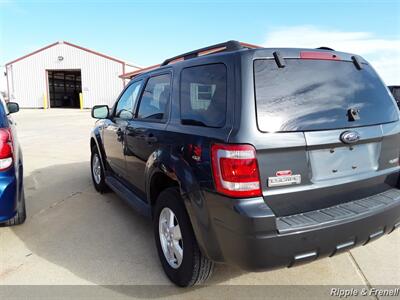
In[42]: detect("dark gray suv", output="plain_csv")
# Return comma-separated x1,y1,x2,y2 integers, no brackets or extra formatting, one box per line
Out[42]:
90,41,400,286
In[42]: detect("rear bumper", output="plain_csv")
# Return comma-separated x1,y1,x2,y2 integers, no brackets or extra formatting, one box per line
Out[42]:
0,169,18,223
192,188,400,271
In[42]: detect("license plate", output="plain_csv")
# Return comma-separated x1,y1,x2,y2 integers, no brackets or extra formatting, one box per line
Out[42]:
268,174,301,187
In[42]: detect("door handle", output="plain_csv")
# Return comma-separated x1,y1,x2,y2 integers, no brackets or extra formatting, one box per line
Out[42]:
145,134,157,143
116,128,124,142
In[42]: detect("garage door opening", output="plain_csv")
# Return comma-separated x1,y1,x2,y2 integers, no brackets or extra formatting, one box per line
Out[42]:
48,70,82,108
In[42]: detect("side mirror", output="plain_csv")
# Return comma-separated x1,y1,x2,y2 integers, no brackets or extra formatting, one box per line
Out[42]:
91,105,109,119
7,102,19,114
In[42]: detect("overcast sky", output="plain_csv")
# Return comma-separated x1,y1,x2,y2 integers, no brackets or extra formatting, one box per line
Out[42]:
263,25,400,85
0,0,399,85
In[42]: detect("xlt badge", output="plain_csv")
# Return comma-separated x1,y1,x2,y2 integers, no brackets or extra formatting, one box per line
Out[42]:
268,174,301,187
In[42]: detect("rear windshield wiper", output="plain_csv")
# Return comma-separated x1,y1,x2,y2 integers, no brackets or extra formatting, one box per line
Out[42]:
351,55,363,70
181,119,207,127
273,51,286,68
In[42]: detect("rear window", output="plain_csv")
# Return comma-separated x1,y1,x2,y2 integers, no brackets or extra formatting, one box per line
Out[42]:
180,64,227,127
254,59,398,132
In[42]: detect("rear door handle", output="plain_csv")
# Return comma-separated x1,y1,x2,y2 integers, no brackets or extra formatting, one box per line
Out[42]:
145,134,157,143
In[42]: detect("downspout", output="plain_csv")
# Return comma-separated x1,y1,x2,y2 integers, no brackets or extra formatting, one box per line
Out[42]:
122,62,126,88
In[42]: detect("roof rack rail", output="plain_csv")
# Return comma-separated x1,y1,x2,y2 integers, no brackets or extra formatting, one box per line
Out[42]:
317,46,335,51
119,64,161,79
119,41,261,79
161,40,256,66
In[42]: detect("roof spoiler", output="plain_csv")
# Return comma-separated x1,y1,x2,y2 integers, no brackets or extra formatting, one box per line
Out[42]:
317,47,335,51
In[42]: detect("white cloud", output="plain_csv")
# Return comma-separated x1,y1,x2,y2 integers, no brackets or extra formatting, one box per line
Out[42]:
263,26,400,85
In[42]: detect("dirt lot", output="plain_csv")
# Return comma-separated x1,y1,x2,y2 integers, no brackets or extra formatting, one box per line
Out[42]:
0,109,399,299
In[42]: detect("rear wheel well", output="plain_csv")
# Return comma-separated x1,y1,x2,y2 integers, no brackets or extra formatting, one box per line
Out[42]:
150,173,179,210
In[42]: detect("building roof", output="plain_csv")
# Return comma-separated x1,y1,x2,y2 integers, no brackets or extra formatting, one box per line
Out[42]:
5,40,141,68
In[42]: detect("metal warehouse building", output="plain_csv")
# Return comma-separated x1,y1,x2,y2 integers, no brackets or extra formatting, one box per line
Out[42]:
4,41,140,108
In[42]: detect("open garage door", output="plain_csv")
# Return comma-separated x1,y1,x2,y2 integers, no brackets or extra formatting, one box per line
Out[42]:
48,70,82,108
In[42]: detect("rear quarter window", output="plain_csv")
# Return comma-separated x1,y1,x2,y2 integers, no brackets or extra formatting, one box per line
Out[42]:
254,59,398,132
180,64,227,127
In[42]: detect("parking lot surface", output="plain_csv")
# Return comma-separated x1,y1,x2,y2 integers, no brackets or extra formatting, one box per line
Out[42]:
0,109,399,298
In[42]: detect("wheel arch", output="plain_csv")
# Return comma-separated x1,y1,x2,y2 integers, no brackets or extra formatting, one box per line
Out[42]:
90,128,108,171
144,149,223,262
148,171,179,214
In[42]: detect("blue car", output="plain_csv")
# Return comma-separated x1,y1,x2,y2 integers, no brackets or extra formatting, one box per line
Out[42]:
0,96,25,226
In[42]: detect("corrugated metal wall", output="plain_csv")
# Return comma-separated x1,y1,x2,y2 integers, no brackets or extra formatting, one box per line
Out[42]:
6,42,138,108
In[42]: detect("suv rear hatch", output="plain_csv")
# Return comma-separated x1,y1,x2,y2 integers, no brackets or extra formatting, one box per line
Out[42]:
252,51,400,216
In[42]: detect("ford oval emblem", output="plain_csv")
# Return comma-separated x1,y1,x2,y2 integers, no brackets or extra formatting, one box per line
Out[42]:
340,131,360,144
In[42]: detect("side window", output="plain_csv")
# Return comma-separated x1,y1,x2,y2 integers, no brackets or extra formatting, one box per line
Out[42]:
137,74,171,121
115,80,142,119
180,64,227,127
1,100,9,115
393,88,400,102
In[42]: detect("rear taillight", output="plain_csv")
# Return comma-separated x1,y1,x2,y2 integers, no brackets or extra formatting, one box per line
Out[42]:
211,144,261,198
0,129,13,171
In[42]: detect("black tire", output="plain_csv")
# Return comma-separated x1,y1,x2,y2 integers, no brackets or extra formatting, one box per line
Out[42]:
154,187,214,287
91,146,109,193
5,188,26,226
